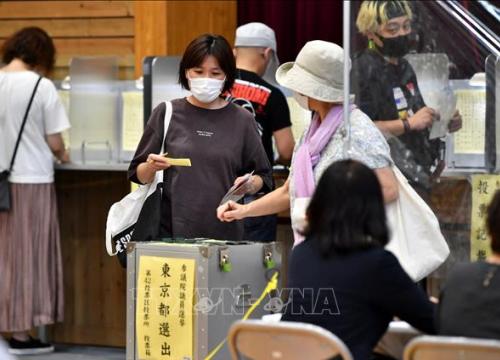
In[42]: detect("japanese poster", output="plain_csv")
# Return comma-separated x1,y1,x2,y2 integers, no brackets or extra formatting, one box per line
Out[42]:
122,91,144,152
471,175,500,261
136,256,195,359
453,89,486,154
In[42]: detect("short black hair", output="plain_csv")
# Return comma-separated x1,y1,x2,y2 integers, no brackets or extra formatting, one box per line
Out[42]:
1,27,55,74
178,34,235,93
304,159,389,257
487,189,500,254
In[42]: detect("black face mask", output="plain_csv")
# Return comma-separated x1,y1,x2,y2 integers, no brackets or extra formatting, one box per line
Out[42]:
376,34,411,58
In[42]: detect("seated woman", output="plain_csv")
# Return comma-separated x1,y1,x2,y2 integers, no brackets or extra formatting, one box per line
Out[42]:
282,160,435,360
437,189,500,339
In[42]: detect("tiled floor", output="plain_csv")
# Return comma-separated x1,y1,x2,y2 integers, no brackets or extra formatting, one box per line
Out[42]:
18,345,125,360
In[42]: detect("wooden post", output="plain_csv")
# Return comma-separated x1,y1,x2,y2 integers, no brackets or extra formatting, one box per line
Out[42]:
134,1,168,78
134,0,237,77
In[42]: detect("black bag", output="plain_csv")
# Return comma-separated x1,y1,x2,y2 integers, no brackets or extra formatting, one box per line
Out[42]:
107,101,172,268
116,182,163,268
0,170,11,211
0,76,42,212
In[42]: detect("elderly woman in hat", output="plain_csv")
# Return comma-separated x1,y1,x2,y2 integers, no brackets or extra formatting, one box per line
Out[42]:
217,40,398,245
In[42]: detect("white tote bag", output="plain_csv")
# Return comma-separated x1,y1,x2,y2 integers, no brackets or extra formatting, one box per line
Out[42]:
385,166,450,281
105,101,172,257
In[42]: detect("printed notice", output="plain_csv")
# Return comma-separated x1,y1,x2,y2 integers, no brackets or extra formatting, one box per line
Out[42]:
471,175,500,261
58,90,71,147
122,91,143,152
136,256,195,359
453,89,486,154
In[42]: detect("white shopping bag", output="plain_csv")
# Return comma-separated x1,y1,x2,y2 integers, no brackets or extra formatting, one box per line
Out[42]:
385,167,450,281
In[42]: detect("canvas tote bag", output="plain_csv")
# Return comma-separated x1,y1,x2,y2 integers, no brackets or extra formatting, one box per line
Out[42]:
106,101,172,264
385,166,450,281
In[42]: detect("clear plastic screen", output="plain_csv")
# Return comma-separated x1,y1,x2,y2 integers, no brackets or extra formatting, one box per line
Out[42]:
348,0,499,295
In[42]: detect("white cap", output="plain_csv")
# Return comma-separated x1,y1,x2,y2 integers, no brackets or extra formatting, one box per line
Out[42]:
235,22,277,51
235,22,280,85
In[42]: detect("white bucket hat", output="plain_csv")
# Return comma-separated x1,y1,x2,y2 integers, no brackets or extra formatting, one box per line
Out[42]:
235,22,280,85
276,40,353,103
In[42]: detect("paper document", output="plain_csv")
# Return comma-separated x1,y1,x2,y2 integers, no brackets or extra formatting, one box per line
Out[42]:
148,152,192,167
165,157,191,167
122,91,144,152
429,118,449,140
220,171,254,205
453,89,486,154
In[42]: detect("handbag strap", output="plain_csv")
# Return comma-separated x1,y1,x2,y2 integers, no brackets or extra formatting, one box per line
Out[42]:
161,101,172,154
157,101,172,183
8,76,43,172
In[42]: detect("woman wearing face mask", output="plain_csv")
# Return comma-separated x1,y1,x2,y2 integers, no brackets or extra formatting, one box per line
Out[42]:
352,0,462,193
217,40,398,246
128,34,272,241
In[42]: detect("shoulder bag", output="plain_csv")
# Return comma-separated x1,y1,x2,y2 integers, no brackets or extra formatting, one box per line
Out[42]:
385,166,450,281
105,101,172,267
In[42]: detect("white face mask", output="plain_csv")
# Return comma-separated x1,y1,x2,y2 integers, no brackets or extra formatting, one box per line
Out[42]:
293,91,309,110
188,77,225,103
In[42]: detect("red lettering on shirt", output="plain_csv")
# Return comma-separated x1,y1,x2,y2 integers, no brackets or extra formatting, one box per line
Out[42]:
230,80,271,107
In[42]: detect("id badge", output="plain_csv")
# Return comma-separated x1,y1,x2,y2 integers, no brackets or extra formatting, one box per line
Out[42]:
393,87,408,110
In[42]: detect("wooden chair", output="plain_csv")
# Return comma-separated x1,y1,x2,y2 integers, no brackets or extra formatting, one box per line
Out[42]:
228,320,353,360
404,335,500,360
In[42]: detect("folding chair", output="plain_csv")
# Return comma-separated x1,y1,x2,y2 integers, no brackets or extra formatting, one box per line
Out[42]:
404,335,500,360
228,319,353,360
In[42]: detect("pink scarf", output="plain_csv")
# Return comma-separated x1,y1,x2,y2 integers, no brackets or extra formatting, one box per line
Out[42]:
292,105,351,244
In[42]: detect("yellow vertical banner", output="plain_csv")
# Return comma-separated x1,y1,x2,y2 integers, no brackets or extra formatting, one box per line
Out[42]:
471,175,500,261
136,256,196,360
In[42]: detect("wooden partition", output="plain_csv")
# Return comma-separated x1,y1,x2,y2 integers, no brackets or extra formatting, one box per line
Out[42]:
52,171,130,346
0,1,135,80
0,0,236,80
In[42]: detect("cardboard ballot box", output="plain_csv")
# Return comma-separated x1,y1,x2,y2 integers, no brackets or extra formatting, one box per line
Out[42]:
126,240,283,360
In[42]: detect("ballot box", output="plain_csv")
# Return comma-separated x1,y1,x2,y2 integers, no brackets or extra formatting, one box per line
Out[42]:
126,240,283,360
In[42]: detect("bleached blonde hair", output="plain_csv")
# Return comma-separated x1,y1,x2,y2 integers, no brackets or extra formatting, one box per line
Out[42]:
356,1,413,35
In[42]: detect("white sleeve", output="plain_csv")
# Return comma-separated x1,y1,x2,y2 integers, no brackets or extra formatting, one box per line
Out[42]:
42,79,70,135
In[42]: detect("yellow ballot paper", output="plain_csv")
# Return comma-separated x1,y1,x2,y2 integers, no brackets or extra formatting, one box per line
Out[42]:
471,175,500,261
148,153,192,167
136,256,195,359
165,157,192,167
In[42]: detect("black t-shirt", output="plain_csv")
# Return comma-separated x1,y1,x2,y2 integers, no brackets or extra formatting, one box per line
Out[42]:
438,262,500,340
128,99,272,241
351,50,440,182
228,69,292,164
282,242,436,360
